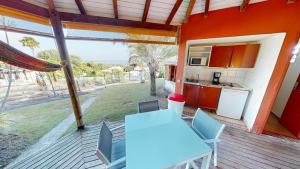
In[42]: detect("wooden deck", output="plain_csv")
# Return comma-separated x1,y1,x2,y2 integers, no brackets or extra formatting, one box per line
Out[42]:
6,120,300,169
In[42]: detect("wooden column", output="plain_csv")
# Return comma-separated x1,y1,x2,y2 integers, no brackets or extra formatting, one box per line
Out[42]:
47,0,84,129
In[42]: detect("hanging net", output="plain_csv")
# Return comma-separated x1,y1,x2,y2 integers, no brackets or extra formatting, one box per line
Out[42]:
0,40,61,72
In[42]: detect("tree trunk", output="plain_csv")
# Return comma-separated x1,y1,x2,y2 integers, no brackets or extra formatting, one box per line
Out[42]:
47,73,56,96
149,70,156,96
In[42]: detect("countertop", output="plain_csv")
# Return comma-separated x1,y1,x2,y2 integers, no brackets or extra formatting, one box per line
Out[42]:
184,80,251,91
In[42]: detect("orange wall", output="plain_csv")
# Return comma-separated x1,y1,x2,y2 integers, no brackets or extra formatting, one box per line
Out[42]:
176,0,300,133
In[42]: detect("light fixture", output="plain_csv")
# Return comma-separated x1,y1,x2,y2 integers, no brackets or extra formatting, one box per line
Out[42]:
291,39,300,63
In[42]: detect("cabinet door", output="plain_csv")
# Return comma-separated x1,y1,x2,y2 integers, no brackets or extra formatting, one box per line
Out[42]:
198,86,221,110
183,84,199,107
230,44,260,68
209,46,233,68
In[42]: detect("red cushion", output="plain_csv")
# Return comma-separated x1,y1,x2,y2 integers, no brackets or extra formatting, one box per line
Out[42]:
168,93,185,102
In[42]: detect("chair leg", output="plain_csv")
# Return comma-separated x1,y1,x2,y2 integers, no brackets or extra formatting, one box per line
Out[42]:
214,143,218,166
185,162,190,169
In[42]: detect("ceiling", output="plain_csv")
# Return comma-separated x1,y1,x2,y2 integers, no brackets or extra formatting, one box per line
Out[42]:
23,0,266,26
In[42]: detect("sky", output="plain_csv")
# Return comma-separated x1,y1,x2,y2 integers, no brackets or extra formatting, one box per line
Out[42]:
0,17,130,65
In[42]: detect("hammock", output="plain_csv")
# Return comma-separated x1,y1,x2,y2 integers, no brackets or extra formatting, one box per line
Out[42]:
0,40,62,72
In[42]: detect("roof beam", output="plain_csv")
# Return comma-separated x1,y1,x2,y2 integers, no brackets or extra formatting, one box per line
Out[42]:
75,0,86,15
142,0,151,22
65,36,176,45
204,0,210,16
240,0,250,11
0,0,177,32
184,0,196,23
59,12,177,31
166,0,183,25
0,0,49,18
112,0,118,19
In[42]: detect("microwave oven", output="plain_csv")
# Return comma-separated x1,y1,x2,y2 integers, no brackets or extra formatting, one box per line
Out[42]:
189,57,207,66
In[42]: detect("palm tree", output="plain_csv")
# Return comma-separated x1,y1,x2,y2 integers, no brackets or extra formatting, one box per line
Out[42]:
19,37,40,57
128,35,177,96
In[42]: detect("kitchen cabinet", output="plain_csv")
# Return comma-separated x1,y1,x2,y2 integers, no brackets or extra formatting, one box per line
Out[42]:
183,84,199,107
230,44,260,68
198,86,221,110
209,44,260,68
209,46,233,67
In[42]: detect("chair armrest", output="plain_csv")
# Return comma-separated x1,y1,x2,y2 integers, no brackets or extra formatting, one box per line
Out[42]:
107,157,126,168
111,124,125,131
181,114,194,120
204,139,221,144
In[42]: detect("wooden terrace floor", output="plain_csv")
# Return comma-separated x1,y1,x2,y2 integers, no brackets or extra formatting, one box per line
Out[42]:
5,120,300,169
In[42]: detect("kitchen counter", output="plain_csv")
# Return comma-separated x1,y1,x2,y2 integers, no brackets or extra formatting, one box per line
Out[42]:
184,80,251,91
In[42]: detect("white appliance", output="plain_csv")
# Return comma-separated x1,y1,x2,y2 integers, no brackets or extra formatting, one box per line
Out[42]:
189,57,207,66
217,88,249,120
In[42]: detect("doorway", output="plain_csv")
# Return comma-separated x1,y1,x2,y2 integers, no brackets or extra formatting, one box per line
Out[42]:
265,70,300,139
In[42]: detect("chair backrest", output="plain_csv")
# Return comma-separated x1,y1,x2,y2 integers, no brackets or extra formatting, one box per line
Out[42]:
192,108,225,140
97,122,112,165
138,100,159,113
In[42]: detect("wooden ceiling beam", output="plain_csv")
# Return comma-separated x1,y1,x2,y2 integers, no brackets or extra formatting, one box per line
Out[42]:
0,0,49,18
240,0,250,11
0,0,177,32
184,0,196,23
59,12,177,31
112,0,118,19
65,36,176,45
166,0,183,25
142,0,151,22
64,22,177,36
204,0,210,16
75,0,86,15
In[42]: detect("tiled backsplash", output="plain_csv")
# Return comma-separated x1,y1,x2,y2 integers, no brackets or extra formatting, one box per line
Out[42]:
185,66,248,84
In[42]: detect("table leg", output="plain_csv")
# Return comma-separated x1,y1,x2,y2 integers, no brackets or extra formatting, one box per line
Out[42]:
185,162,190,169
200,151,212,169
191,161,199,169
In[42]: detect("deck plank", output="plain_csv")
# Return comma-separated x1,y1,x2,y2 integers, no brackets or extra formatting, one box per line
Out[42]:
6,120,300,169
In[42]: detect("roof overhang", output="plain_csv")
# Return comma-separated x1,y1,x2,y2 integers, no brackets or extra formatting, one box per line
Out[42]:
0,0,178,37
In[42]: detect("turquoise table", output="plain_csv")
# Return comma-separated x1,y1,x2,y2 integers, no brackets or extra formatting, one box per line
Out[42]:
125,109,212,169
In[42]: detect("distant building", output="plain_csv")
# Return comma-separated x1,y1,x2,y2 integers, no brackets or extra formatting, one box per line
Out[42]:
163,56,177,93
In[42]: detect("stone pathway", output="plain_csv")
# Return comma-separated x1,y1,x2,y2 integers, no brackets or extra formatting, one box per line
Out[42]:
7,89,101,167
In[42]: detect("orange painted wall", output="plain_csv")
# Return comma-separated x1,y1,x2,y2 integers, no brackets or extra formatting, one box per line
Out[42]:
176,0,300,133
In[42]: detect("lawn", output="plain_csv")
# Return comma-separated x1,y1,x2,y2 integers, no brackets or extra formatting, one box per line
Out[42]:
73,79,167,127
0,94,90,145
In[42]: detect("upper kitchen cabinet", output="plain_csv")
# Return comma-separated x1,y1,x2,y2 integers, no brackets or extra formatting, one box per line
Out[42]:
209,46,233,68
230,44,260,68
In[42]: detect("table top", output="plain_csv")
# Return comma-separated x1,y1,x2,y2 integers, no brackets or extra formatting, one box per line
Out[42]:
125,109,211,169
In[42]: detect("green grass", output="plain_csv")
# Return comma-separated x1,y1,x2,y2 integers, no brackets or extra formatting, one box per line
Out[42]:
0,94,90,145
83,79,167,124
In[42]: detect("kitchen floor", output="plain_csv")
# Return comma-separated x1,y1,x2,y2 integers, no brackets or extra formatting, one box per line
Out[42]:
183,106,248,131
263,113,297,139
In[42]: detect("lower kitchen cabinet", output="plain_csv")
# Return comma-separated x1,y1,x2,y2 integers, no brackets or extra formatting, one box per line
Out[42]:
183,84,221,110
183,84,199,107
198,86,221,110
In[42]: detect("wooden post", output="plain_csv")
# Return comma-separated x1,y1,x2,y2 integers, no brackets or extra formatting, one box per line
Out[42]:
47,0,84,129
